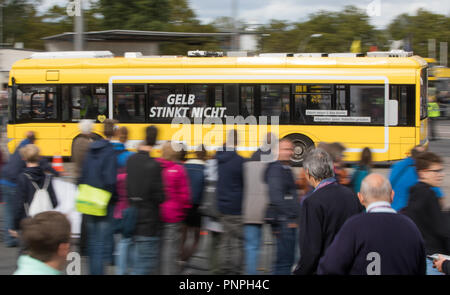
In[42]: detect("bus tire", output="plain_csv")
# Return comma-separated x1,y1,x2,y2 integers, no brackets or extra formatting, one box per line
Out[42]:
284,134,315,167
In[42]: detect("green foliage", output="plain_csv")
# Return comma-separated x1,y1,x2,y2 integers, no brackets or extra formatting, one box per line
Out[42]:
260,6,378,53
258,5,449,65
387,8,450,64
0,1,448,63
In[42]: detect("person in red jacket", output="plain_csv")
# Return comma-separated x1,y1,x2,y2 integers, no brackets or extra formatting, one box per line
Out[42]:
157,141,191,275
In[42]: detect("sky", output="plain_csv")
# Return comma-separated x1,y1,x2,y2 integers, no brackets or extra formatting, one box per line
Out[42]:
42,0,450,29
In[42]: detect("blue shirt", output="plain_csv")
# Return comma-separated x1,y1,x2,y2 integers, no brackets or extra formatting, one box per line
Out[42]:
14,255,61,275
389,157,443,211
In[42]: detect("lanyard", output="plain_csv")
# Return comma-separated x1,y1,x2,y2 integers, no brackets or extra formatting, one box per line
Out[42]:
313,178,337,193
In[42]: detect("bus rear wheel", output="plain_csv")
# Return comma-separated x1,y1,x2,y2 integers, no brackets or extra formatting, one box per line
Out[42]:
284,134,314,167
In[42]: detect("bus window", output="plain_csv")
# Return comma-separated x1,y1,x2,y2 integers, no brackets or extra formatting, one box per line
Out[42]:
390,85,415,126
349,85,384,125
187,84,207,118
240,86,254,117
70,85,107,122
260,85,290,123
16,85,58,121
215,87,223,107
336,85,347,110
224,84,239,117
294,84,333,124
113,84,146,122
294,94,307,123
305,85,333,111
148,84,185,123
62,86,70,121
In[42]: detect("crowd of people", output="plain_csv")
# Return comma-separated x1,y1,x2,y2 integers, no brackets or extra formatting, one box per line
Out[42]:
1,119,450,275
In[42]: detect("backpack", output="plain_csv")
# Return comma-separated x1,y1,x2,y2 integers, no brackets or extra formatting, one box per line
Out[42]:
24,173,53,217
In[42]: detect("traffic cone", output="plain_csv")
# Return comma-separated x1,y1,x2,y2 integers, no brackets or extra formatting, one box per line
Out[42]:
52,155,65,173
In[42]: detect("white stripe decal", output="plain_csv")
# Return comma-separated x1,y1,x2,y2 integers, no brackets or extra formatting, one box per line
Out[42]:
109,75,390,154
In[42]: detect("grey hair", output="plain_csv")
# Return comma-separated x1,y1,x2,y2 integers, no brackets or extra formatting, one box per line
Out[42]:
79,119,94,135
360,173,392,202
303,148,334,181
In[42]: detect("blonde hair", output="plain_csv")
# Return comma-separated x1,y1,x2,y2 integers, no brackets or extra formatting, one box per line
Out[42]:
161,141,179,162
20,144,40,163
116,126,128,143
79,119,94,135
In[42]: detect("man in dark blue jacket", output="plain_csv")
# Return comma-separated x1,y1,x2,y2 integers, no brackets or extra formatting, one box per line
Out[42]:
293,148,363,275
216,130,245,275
265,138,299,275
79,119,118,275
317,173,426,275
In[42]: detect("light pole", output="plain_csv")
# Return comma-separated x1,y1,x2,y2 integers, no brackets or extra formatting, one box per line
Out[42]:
297,33,322,52
74,0,84,51
231,0,239,51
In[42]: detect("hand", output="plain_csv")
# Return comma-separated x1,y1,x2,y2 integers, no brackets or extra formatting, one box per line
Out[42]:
433,255,446,273
8,230,18,238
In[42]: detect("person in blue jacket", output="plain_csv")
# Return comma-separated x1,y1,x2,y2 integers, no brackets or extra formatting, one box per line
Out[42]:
180,146,207,269
215,130,245,275
389,146,444,212
11,144,58,236
78,119,118,275
1,131,58,247
265,138,300,275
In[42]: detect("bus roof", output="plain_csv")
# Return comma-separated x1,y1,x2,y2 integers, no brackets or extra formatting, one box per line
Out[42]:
12,55,427,70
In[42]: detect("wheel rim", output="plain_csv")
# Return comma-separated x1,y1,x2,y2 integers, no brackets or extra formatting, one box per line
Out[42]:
291,139,308,163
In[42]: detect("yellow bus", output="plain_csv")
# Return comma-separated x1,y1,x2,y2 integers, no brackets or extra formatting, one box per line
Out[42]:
7,50,428,165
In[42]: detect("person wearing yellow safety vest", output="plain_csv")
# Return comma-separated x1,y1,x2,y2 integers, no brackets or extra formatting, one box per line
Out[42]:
428,96,440,141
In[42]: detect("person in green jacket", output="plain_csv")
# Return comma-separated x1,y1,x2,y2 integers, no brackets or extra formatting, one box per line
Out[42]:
13,211,71,275
428,96,440,141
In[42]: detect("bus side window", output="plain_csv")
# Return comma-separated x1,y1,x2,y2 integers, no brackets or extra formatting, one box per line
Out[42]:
69,85,107,122
260,85,290,124
240,86,254,117
113,84,146,123
349,85,384,125
16,86,57,121
71,86,93,121
390,85,415,126
224,84,239,117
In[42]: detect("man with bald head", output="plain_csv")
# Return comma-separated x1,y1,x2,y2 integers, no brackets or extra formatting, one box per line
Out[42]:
317,174,426,275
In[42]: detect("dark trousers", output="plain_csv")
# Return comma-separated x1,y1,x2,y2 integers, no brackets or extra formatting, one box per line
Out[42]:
272,222,296,275
429,117,437,140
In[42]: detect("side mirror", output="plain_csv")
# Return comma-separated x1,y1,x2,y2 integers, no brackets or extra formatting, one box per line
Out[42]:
388,100,398,126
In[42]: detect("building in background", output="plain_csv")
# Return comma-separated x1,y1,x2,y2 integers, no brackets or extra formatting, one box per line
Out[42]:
0,48,41,90
42,30,260,56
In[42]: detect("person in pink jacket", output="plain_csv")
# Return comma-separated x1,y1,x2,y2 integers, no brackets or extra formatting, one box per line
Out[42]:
157,141,192,274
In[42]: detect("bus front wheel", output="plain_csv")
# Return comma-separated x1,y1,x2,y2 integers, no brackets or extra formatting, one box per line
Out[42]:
284,134,315,167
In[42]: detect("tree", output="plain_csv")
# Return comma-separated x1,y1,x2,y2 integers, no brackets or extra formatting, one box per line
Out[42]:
97,0,171,31
387,9,450,64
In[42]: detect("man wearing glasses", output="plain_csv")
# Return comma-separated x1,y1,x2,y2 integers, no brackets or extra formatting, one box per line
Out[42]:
404,152,450,275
